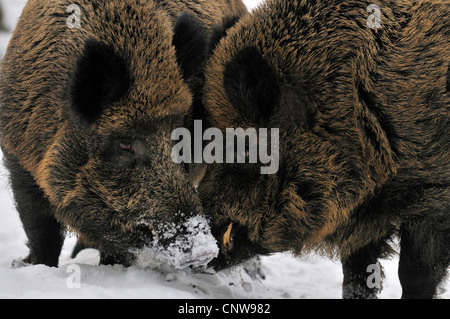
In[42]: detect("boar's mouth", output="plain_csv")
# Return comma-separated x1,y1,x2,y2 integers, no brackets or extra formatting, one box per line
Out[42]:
134,220,158,239
208,222,271,271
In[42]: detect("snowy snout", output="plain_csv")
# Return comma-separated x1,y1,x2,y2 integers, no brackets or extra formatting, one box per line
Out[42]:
133,215,219,270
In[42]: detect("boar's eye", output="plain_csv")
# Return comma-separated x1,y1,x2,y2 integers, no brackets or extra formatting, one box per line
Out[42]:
119,142,134,154
101,138,138,166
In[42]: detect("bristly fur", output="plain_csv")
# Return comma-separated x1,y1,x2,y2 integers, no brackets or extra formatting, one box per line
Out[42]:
173,12,208,82
223,46,281,126
0,0,247,267
447,64,450,91
69,39,131,124
207,15,243,55
199,0,449,299
173,11,209,129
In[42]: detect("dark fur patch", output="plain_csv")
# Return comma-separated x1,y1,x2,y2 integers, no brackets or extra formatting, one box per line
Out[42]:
223,47,281,124
207,15,242,55
278,85,316,130
173,12,207,81
69,39,131,124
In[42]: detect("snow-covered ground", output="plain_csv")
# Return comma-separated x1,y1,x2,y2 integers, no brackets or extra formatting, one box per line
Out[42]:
0,0,448,299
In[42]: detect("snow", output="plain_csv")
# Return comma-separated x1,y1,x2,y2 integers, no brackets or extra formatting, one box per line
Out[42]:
0,0,448,299
134,215,219,270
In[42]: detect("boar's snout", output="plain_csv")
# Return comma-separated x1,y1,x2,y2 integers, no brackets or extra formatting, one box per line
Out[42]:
208,222,270,271
135,213,219,270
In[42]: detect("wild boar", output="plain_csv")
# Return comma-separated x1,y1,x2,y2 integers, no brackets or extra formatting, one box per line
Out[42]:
0,0,247,269
199,0,449,298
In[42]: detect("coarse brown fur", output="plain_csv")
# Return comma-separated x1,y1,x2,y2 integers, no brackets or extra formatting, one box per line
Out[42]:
199,0,449,298
0,0,247,267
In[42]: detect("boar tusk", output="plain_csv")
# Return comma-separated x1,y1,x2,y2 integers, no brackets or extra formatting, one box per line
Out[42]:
223,223,234,252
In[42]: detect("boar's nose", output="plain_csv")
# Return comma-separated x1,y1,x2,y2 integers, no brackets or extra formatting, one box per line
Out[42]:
136,214,219,270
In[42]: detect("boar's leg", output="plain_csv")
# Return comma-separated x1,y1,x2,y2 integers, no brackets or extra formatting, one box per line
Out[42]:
342,242,386,299
71,241,87,259
399,203,450,299
4,154,65,267
99,252,132,267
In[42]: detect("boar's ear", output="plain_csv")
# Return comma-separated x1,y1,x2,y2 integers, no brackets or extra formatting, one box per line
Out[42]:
223,47,281,125
69,39,131,124
173,12,207,82
207,15,242,56
224,47,316,128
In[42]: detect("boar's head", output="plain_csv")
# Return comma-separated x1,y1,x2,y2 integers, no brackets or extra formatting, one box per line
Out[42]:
33,3,218,268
